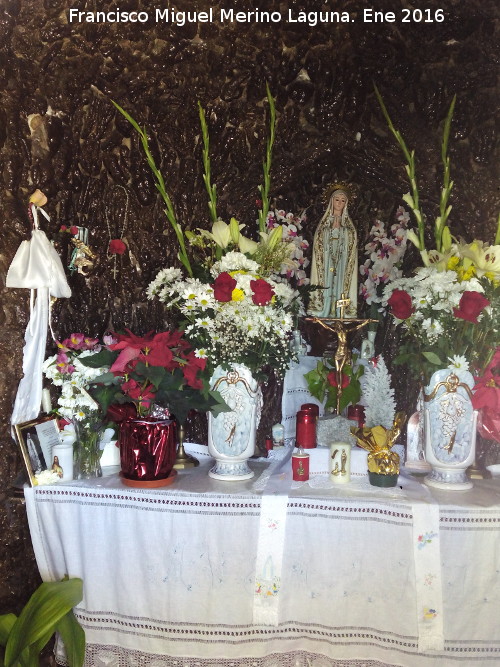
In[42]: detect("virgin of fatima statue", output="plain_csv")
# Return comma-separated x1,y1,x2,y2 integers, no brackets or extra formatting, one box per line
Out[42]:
308,184,358,318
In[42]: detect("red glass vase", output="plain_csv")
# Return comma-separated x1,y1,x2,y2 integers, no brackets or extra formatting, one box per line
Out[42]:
120,418,177,483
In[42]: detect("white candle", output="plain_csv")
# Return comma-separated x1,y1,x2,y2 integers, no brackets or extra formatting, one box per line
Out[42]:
329,442,351,484
51,443,74,482
41,388,52,413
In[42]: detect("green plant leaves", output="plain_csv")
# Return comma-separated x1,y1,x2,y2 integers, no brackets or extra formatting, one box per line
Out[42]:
78,348,116,368
0,614,17,647
56,610,85,667
3,579,83,667
422,351,444,366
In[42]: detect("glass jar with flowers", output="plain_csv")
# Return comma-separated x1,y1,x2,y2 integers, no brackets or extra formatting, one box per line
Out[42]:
42,333,111,479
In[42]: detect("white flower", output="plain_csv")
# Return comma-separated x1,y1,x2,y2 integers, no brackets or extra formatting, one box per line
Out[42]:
147,267,183,298
194,348,208,359
211,251,259,276
422,318,443,342
34,469,60,486
447,355,470,372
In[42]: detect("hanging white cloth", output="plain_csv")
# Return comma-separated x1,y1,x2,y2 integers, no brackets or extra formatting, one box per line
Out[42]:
7,204,71,428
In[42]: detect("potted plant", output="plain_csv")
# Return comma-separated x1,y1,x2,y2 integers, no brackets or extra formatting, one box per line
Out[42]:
0,577,84,667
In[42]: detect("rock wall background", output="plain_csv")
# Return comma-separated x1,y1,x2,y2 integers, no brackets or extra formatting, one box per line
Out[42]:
0,0,498,612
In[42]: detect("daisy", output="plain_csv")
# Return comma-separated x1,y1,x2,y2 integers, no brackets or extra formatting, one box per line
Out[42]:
447,355,470,372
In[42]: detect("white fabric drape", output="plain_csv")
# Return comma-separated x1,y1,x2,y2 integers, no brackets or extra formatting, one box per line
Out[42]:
7,204,71,427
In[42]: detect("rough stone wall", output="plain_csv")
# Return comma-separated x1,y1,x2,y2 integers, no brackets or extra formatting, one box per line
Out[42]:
0,0,498,612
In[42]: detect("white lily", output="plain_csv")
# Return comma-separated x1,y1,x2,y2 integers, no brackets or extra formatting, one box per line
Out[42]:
238,234,258,255
209,219,232,248
229,217,244,244
459,240,500,278
259,225,283,251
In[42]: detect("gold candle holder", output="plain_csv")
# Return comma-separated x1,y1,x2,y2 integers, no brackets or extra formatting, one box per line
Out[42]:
173,423,199,469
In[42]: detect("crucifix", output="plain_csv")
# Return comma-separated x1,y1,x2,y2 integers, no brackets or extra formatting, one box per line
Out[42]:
306,294,377,414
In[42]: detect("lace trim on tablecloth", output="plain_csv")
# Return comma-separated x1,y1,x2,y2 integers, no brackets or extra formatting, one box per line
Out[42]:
78,645,414,667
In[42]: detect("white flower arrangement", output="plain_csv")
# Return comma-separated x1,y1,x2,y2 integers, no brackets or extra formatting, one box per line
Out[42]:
42,335,110,421
148,250,299,379
34,469,61,486
382,265,492,380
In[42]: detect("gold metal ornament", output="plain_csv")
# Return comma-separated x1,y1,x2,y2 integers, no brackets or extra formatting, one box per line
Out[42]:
351,412,406,476
322,181,357,204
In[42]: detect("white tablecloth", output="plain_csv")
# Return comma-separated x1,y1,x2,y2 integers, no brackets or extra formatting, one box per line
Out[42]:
24,447,500,667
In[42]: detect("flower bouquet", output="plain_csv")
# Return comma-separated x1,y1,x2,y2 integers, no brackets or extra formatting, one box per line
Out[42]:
112,87,310,476
43,333,111,478
147,251,299,381
376,86,500,477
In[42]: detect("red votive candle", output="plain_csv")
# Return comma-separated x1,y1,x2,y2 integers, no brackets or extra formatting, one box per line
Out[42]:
347,404,365,429
301,403,320,421
265,437,274,454
292,450,310,481
295,409,316,449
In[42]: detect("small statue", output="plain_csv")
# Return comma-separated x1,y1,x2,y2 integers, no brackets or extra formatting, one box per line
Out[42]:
308,183,358,317
69,237,96,275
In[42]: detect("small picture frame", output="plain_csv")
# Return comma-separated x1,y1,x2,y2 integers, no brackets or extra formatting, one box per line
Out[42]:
14,416,61,486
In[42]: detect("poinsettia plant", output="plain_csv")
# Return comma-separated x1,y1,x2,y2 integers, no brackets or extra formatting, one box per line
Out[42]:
304,355,364,414
79,329,228,425
472,347,500,443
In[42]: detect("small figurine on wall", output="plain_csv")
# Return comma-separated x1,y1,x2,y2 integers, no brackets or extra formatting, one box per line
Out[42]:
308,183,358,318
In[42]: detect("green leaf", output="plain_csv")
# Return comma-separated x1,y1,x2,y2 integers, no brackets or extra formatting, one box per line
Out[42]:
0,614,17,646
56,611,85,667
90,371,118,385
422,351,444,366
78,349,116,368
206,391,231,416
135,362,167,389
88,384,124,415
4,579,83,667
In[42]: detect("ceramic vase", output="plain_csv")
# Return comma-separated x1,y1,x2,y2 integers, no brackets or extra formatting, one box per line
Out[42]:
423,368,477,490
207,364,263,480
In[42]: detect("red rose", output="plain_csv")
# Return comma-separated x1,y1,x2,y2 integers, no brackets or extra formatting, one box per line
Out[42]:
387,289,414,320
453,291,490,323
212,272,237,302
109,239,127,255
70,226,79,235
250,279,274,306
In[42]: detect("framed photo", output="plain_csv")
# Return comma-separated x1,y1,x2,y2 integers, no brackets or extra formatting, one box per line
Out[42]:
14,416,61,486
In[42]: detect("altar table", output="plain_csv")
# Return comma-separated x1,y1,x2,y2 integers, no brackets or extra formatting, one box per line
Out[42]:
24,448,500,667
